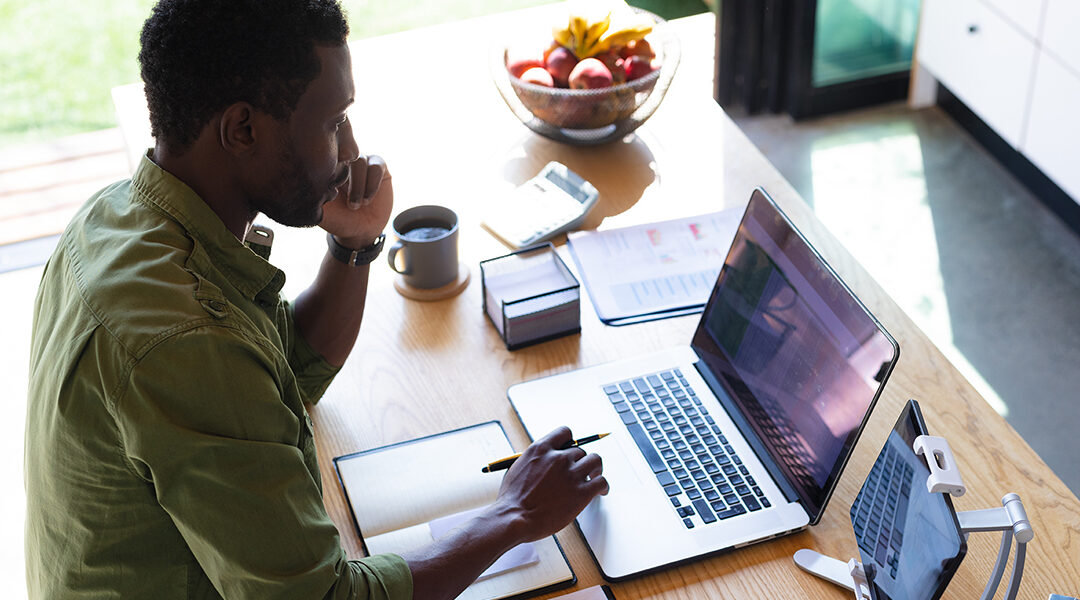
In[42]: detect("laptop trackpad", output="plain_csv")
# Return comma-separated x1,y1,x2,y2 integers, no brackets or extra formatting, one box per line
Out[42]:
592,434,646,491
578,434,651,534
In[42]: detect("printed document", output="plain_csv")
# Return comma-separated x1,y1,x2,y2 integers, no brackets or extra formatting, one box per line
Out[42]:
567,208,742,325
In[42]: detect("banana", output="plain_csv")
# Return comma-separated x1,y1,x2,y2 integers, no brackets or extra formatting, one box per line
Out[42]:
552,24,573,48
581,13,611,56
552,1,651,59
592,10,652,55
568,13,589,53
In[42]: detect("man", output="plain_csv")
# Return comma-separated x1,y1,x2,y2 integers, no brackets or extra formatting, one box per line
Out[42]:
24,1,608,598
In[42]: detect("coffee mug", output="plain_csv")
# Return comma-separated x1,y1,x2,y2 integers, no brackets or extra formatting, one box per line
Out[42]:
387,205,459,289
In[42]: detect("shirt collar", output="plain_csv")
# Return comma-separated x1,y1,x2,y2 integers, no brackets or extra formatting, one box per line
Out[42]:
130,152,286,301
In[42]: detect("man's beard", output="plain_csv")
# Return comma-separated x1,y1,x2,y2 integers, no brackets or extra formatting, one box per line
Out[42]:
252,137,326,228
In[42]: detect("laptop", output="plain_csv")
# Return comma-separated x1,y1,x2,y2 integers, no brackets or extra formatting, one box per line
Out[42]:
509,188,900,580
850,399,966,599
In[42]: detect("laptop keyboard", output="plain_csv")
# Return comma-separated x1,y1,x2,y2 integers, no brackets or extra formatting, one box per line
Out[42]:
851,441,913,579
734,379,821,492
603,368,771,529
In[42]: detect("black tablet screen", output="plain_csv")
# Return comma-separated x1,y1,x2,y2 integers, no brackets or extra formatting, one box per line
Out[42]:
849,400,966,600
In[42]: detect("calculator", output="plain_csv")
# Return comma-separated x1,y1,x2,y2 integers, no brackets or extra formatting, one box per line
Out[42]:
482,162,599,249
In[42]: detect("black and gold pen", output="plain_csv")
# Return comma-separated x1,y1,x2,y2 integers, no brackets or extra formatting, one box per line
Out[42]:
481,432,610,473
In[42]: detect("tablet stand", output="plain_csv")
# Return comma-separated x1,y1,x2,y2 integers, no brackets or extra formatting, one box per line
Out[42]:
793,435,1033,600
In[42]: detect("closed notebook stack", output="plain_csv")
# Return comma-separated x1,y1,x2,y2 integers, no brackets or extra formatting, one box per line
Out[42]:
481,243,580,350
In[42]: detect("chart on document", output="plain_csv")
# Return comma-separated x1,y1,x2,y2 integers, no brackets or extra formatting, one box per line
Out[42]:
567,208,742,324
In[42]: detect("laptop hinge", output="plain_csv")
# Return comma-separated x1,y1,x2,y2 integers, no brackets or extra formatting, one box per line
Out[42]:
692,358,802,507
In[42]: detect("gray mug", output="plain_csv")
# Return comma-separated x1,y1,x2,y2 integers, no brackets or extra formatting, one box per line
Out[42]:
387,205,459,289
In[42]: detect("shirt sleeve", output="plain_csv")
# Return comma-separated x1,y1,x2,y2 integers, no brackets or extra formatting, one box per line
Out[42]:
114,325,412,600
283,300,341,405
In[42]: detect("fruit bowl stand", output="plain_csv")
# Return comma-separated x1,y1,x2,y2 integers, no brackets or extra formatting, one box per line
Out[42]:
490,8,681,146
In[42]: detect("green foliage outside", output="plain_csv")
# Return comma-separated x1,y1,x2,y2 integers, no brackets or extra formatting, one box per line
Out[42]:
0,0,705,150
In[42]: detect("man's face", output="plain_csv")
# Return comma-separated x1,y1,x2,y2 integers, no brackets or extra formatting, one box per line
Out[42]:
252,44,358,227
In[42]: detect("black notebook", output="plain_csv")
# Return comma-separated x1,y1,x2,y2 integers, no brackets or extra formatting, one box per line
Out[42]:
333,422,576,600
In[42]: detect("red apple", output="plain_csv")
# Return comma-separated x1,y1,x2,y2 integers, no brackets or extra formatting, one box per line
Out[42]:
520,66,554,87
545,46,578,88
568,58,613,89
542,39,563,63
505,46,543,78
619,38,655,60
623,55,656,81
592,49,626,84
506,58,542,79
558,92,619,128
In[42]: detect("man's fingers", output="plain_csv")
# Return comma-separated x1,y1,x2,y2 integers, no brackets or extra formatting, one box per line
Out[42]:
538,426,573,450
363,156,387,201
347,155,368,210
569,452,602,479
571,451,607,496
587,474,610,496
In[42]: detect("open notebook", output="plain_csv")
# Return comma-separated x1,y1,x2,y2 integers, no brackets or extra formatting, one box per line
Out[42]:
333,422,575,600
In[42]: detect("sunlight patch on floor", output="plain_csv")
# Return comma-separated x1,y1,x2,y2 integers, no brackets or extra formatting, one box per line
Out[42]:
809,127,1009,417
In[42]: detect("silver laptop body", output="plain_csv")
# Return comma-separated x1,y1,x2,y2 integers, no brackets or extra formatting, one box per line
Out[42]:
510,188,899,580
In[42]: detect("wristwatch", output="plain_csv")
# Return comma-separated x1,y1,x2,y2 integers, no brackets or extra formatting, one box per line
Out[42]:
326,232,385,266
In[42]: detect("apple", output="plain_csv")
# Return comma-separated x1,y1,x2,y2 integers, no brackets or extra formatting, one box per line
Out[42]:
615,86,638,120
505,47,543,78
568,58,613,89
592,49,626,84
619,38,655,60
557,91,620,128
520,66,555,87
542,39,563,64
545,46,578,88
623,55,656,81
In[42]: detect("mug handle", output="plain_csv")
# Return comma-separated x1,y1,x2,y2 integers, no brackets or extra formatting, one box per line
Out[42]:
387,241,411,275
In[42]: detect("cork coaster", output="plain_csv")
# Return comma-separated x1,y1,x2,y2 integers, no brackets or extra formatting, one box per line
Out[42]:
393,262,470,301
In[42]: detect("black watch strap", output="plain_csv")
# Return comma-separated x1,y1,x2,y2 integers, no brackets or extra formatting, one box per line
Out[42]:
326,232,385,266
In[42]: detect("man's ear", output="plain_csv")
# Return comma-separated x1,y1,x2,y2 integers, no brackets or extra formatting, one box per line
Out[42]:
218,102,260,156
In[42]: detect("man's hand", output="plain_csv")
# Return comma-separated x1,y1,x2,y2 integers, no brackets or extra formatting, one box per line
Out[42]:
403,427,607,600
293,154,391,367
320,154,394,247
491,426,609,543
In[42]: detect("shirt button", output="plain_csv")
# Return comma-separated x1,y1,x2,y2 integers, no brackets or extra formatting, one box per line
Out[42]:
200,299,228,318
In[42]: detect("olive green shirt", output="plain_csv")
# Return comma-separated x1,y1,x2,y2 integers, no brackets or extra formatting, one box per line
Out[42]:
25,155,413,599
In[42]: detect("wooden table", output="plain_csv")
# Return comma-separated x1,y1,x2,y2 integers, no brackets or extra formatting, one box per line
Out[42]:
259,8,1080,599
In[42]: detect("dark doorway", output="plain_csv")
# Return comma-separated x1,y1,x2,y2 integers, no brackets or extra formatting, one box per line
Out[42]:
716,0,921,119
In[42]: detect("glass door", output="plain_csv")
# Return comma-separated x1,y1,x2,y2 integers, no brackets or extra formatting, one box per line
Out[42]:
813,0,920,86
792,0,922,118
715,0,922,119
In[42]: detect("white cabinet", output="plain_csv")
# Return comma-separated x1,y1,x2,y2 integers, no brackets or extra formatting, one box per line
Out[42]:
916,0,1080,206
980,0,1045,40
1023,53,1080,202
1040,0,1080,75
918,0,1037,147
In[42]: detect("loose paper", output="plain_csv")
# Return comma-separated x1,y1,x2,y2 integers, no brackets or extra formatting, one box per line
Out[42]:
567,208,743,324
429,507,540,580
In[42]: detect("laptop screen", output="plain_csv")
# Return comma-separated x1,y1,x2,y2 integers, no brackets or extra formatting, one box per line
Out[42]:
690,188,898,522
851,400,966,600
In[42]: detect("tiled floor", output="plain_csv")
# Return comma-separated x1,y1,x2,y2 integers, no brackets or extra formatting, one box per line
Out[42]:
731,101,1080,496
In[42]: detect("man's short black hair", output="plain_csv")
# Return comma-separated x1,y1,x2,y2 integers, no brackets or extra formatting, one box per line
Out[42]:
139,0,349,153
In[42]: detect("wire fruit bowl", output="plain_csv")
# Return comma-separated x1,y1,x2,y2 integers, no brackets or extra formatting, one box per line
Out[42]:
491,8,680,146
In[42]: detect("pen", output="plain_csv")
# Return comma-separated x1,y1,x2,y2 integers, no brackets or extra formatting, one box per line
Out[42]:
481,432,610,473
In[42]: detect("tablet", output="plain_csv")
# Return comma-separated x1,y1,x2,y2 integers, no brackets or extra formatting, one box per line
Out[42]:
849,399,967,600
